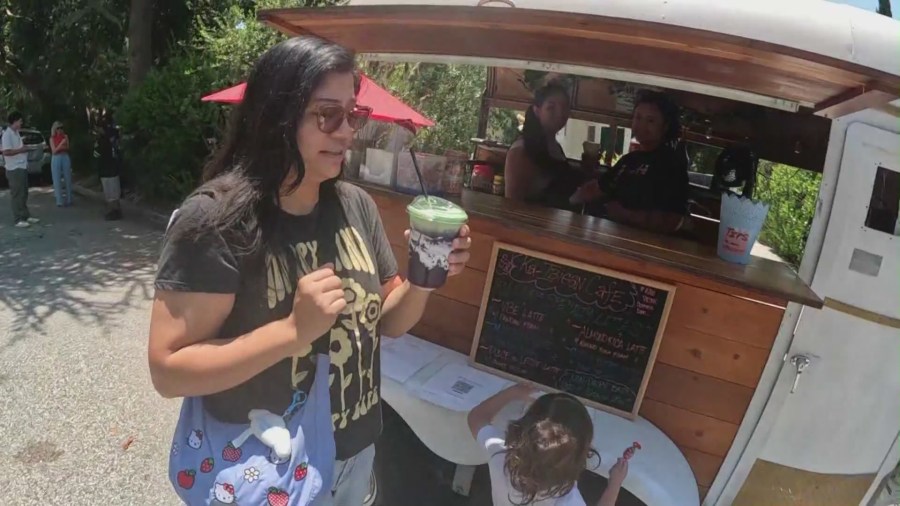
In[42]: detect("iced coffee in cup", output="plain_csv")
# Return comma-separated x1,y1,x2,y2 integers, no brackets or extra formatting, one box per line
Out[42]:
406,196,468,289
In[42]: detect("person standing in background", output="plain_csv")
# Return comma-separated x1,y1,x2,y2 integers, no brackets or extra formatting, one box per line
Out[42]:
95,111,123,221
50,121,74,207
2,111,40,227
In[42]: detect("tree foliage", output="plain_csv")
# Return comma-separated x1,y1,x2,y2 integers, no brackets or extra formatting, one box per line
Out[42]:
363,61,520,155
117,50,223,201
754,161,821,268
117,0,300,203
0,0,131,165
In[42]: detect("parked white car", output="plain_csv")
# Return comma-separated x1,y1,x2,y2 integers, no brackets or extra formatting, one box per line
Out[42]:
0,128,52,181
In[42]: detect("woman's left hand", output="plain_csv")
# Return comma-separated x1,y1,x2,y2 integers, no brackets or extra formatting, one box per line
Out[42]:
448,225,472,276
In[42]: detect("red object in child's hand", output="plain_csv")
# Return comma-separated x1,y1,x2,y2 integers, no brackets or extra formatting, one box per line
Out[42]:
623,441,642,460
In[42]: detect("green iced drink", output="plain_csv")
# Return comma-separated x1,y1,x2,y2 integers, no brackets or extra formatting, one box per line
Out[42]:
406,196,468,289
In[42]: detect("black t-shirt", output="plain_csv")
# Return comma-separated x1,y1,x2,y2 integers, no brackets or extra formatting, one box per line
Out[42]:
96,125,122,178
601,146,689,215
155,182,399,460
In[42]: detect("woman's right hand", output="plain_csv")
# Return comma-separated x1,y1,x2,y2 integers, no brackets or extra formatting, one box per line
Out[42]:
289,264,347,347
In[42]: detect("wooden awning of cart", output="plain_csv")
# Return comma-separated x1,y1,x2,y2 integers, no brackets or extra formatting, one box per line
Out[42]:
258,0,900,171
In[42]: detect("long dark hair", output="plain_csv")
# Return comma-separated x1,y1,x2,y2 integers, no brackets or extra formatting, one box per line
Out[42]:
503,393,598,505
188,37,358,260
520,82,569,171
634,89,682,148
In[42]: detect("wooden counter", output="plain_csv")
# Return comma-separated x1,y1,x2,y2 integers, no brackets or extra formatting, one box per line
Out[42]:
357,181,822,500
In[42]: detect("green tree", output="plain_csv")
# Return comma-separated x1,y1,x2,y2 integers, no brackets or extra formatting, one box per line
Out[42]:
0,0,131,167
877,0,892,17
127,0,155,89
117,0,328,203
754,161,822,267
364,61,510,154
118,50,222,201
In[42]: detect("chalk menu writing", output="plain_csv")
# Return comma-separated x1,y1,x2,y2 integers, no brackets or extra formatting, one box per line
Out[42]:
471,244,673,417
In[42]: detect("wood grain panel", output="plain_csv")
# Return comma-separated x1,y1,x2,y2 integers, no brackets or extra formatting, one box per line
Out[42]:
639,399,738,457
657,326,769,388
440,269,487,309
268,6,900,104
410,294,479,353
465,230,496,273
644,363,754,424
682,448,724,487
329,26,841,102
669,285,784,349
699,486,710,502
267,6,899,89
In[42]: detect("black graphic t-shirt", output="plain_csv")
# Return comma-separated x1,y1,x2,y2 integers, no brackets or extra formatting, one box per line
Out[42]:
600,146,689,215
155,182,399,460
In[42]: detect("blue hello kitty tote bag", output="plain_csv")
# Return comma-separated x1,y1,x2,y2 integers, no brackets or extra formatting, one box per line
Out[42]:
168,353,335,506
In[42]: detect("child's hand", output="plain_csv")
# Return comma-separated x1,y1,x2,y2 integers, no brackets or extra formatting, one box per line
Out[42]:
608,458,629,488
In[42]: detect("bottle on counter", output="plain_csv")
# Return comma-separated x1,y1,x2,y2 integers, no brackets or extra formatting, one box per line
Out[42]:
492,174,505,196
471,164,494,193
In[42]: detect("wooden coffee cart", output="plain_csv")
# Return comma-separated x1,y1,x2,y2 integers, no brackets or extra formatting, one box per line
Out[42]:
260,2,900,505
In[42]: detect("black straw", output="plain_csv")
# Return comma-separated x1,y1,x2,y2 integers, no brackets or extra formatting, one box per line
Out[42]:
408,147,429,200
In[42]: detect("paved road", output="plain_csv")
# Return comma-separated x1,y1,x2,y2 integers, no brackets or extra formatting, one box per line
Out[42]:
0,187,182,505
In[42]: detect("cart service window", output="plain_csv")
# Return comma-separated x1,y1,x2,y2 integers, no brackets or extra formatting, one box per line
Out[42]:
865,166,900,236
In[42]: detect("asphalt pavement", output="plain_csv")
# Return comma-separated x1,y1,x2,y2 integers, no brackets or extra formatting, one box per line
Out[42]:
0,187,182,505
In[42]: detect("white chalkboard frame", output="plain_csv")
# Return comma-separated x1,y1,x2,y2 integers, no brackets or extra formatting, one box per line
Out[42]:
469,242,676,420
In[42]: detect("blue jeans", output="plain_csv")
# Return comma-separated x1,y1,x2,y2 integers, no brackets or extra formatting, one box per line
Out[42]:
51,153,72,206
329,444,376,506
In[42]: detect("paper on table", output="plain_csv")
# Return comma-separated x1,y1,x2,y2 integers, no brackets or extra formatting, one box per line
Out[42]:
381,335,445,384
413,360,513,411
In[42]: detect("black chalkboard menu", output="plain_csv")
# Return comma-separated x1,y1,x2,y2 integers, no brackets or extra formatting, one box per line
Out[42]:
470,243,675,419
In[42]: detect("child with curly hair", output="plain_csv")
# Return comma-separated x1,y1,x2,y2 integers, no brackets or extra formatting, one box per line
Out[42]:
467,384,628,506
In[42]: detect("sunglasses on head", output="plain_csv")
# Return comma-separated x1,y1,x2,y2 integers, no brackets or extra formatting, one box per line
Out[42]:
309,104,372,134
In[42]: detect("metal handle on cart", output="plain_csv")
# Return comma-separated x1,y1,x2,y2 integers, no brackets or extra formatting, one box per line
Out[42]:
477,0,516,7
789,354,811,394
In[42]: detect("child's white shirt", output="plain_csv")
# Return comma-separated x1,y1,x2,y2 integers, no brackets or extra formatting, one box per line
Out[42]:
477,425,587,506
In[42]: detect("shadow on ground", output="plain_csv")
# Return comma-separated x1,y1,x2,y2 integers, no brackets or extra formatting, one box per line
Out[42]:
0,187,160,345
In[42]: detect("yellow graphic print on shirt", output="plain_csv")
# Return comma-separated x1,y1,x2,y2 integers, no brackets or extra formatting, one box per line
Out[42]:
265,225,382,431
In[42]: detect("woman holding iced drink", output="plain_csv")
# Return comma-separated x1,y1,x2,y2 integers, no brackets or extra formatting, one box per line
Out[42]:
147,37,470,505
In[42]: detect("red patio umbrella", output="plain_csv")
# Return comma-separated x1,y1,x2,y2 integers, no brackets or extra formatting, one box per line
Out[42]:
201,75,435,129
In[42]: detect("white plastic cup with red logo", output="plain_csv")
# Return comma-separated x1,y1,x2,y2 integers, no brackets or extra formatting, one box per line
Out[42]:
717,193,770,265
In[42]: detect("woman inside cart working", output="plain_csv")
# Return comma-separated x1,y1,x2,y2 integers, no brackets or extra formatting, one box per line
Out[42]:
504,82,585,210
572,90,690,234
